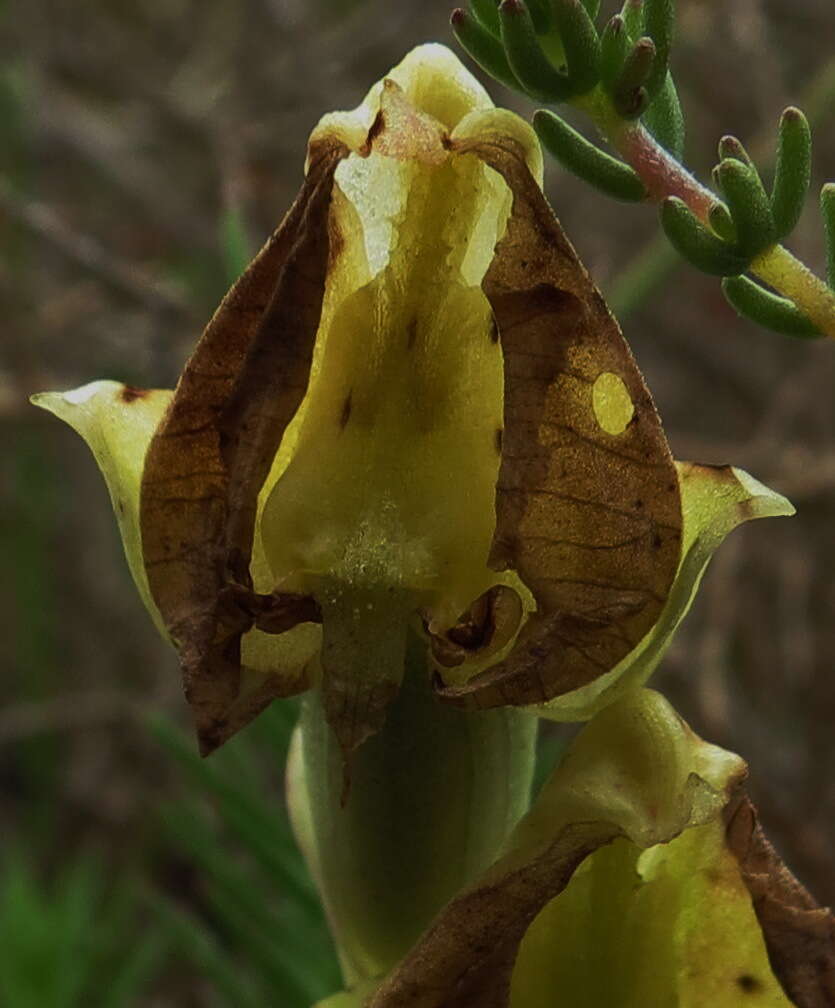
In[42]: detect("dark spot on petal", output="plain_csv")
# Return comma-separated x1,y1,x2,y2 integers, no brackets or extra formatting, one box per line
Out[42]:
495,427,503,455
652,530,662,550
361,107,386,156
737,975,761,994
407,317,418,349
339,389,353,430
120,385,149,403
117,499,126,516
634,499,644,510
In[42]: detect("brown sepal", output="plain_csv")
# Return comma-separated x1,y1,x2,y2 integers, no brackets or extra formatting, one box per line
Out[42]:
140,139,347,754
437,133,682,710
368,821,618,1008
725,794,835,1007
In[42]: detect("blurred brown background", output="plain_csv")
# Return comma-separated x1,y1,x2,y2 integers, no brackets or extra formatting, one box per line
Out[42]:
1,0,833,1001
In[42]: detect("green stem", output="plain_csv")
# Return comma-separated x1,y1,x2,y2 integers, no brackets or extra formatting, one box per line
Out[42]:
582,88,835,337
288,629,538,986
750,244,835,337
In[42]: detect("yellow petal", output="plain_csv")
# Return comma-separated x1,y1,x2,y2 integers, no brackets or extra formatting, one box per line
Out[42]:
31,380,171,636
510,816,794,1008
308,43,495,156
261,52,541,753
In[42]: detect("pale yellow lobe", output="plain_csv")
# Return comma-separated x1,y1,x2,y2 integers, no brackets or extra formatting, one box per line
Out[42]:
262,149,505,624
502,690,744,871
262,49,541,633
31,380,171,636
591,370,634,435
507,691,784,1008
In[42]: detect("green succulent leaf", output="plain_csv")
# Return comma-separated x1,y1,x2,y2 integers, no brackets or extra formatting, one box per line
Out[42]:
534,109,646,201
718,134,752,166
708,201,736,244
599,15,630,90
551,0,602,95
641,69,684,159
642,0,673,98
452,7,522,92
612,37,655,118
470,0,501,37
821,182,835,289
497,0,573,101
722,276,823,339
660,196,748,275
715,157,775,258
524,0,553,33
620,0,644,41
771,106,811,240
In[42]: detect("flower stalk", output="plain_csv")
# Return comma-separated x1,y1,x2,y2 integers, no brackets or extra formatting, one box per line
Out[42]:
289,629,537,986
453,0,835,340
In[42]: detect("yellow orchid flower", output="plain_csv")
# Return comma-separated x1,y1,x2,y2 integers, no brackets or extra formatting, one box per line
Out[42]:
33,45,831,1007
33,45,790,759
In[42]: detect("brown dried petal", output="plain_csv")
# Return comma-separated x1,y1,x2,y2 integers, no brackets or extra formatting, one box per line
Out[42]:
725,794,835,1007
437,133,682,709
368,821,615,1008
140,139,347,754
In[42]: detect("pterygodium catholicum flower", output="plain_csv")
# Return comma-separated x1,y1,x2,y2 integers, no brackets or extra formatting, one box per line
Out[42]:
34,44,835,1008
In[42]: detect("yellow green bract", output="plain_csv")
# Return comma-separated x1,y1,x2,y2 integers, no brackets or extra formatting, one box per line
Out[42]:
363,688,789,1008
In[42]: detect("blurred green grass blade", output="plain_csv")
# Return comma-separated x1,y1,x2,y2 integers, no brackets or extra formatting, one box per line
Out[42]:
164,807,326,956
99,932,168,1008
150,895,265,1008
200,873,313,1004
219,206,253,285
150,716,317,909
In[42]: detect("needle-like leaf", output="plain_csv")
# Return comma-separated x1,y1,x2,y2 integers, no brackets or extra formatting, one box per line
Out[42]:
714,157,775,258
452,8,523,92
498,0,574,101
660,197,748,275
722,276,822,338
771,107,812,240
534,110,646,201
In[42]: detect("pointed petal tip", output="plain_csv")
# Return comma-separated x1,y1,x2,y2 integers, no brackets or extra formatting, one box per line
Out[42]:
729,465,796,518
30,381,113,418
